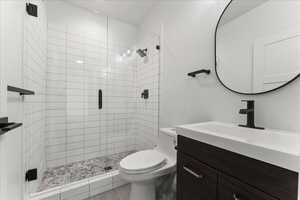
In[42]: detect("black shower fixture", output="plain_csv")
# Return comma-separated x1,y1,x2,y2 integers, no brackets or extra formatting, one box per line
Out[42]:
136,48,148,58
141,89,149,99
26,3,38,17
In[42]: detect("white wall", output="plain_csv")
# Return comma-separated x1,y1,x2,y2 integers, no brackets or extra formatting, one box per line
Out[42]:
0,0,26,200
0,1,3,197
0,1,25,200
0,1,3,118
138,1,300,133
46,1,107,42
0,0,48,198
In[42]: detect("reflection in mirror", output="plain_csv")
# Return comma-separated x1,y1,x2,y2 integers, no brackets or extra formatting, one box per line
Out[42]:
216,0,300,94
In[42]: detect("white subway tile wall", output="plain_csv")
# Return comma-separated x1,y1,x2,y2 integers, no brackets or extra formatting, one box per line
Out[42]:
45,23,138,168
135,35,160,150
23,0,48,193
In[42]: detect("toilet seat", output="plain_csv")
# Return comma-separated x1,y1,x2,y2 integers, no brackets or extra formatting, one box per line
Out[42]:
119,150,167,174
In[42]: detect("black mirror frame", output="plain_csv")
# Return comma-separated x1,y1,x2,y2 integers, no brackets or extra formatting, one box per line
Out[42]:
214,0,300,95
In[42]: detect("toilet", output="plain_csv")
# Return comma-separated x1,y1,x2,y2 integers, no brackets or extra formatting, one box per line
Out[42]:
119,128,177,200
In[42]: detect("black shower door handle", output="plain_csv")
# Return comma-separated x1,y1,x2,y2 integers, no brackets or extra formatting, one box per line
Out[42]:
98,89,102,110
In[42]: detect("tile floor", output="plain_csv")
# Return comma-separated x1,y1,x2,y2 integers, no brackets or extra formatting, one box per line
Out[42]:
85,173,177,200
85,184,131,200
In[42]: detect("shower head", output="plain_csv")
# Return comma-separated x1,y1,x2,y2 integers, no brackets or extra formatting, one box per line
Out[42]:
136,48,148,58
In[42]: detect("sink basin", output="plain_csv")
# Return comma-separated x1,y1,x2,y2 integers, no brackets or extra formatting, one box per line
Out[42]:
176,121,300,171
183,122,300,155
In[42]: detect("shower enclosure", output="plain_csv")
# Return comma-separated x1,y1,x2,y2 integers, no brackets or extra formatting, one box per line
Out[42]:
22,1,161,200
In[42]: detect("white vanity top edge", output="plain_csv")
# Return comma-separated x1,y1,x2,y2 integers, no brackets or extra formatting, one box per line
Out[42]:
176,121,300,172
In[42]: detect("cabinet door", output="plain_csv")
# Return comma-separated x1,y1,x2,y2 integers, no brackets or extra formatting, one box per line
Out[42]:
218,175,278,200
177,152,218,200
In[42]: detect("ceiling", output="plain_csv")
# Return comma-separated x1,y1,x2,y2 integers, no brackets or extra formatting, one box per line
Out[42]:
63,0,211,25
219,0,268,26
64,0,158,25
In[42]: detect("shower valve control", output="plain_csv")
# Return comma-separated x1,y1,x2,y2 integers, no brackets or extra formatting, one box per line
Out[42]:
141,89,149,99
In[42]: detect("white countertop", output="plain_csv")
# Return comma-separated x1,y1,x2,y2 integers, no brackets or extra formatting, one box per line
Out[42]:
176,121,300,171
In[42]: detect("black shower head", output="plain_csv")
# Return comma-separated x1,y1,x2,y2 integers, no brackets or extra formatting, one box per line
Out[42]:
136,48,148,58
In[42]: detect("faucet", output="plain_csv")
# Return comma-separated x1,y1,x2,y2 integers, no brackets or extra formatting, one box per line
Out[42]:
239,100,264,130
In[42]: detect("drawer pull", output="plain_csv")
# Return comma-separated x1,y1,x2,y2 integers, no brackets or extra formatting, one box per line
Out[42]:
233,193,240,200
183,166,204,179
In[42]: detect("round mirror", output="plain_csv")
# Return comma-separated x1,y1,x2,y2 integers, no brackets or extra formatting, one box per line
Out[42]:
215,0,300,95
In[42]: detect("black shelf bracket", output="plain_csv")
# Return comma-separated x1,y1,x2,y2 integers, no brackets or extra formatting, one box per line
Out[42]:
187,69,211,77
7,85,35,95
0,117,22,136
25,168,38,182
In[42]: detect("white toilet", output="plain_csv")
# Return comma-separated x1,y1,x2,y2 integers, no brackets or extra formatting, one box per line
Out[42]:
119,128,177,200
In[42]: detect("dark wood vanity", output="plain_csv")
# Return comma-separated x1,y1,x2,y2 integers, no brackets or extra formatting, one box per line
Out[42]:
177,135,298,200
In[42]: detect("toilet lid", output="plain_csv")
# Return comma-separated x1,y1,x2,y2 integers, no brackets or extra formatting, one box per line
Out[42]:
120,150,166,174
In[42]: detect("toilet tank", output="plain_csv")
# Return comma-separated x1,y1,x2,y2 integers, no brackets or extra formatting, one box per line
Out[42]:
156,128,177,159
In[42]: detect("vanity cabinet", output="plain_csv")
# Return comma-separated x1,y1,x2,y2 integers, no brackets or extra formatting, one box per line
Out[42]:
178,152,218,200
177,135,298,200
218,175,277,200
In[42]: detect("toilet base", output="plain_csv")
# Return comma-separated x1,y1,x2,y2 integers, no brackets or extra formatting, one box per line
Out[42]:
130,180,155,200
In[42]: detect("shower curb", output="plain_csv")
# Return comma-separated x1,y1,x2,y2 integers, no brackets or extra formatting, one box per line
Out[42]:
29,170,127,200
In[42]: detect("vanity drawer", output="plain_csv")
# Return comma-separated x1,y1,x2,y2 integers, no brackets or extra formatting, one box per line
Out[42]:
219,175,278,200
177,152,218,200
177,135,298,200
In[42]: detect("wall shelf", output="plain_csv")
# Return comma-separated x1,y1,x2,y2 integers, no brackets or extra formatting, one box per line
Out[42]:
0,117,22,136
7,85,35,95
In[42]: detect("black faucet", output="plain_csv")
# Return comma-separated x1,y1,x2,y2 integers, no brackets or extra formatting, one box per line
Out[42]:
239,100,264,130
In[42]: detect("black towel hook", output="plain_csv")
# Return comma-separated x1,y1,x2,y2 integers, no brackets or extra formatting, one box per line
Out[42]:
187,69,211,77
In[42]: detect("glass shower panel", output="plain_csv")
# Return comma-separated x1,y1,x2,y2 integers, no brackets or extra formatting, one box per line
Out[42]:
29,15,161,197
46,25,68,168
105,44,137,155
45,19,138,169
135,33,161,150
84,37,107,160
46,26,109,168
66,32,86,164
25,1,163,196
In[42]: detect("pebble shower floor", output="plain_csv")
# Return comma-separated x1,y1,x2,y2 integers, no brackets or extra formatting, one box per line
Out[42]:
38,151,135,192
